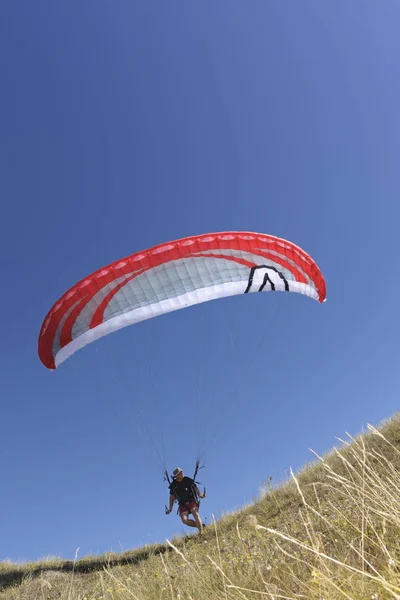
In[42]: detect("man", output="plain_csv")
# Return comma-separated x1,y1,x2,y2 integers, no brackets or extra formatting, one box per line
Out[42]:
165,467,206,534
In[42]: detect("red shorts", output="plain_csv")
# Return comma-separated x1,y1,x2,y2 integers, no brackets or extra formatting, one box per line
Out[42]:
179,501,198,515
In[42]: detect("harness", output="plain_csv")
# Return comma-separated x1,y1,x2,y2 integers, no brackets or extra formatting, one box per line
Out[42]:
165,461,205,514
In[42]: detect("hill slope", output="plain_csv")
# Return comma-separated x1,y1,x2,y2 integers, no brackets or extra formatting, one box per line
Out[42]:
2,413,400,599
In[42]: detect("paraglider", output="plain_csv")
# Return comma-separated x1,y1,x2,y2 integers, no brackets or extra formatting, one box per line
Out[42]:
166,467,206,535
38,231,325,528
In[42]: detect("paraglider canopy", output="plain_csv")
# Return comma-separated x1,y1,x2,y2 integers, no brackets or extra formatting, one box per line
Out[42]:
38,231,326,370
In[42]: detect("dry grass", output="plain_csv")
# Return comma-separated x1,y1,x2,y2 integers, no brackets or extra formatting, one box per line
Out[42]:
2,413,400,599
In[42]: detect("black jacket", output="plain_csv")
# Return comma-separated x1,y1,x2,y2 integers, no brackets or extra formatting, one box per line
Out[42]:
169,476,196,505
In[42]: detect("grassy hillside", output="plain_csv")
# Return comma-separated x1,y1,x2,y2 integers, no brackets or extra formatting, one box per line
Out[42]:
2,413,400,599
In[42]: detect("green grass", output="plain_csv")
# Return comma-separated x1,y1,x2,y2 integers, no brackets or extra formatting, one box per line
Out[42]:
2,412,400,599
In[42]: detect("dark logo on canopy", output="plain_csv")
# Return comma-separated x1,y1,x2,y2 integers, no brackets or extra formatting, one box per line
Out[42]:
244,265,289,294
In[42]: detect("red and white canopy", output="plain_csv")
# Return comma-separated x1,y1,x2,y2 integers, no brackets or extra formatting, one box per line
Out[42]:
38,231,326,370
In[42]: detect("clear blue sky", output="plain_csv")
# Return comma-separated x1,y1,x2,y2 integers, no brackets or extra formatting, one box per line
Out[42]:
1,0,400,562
